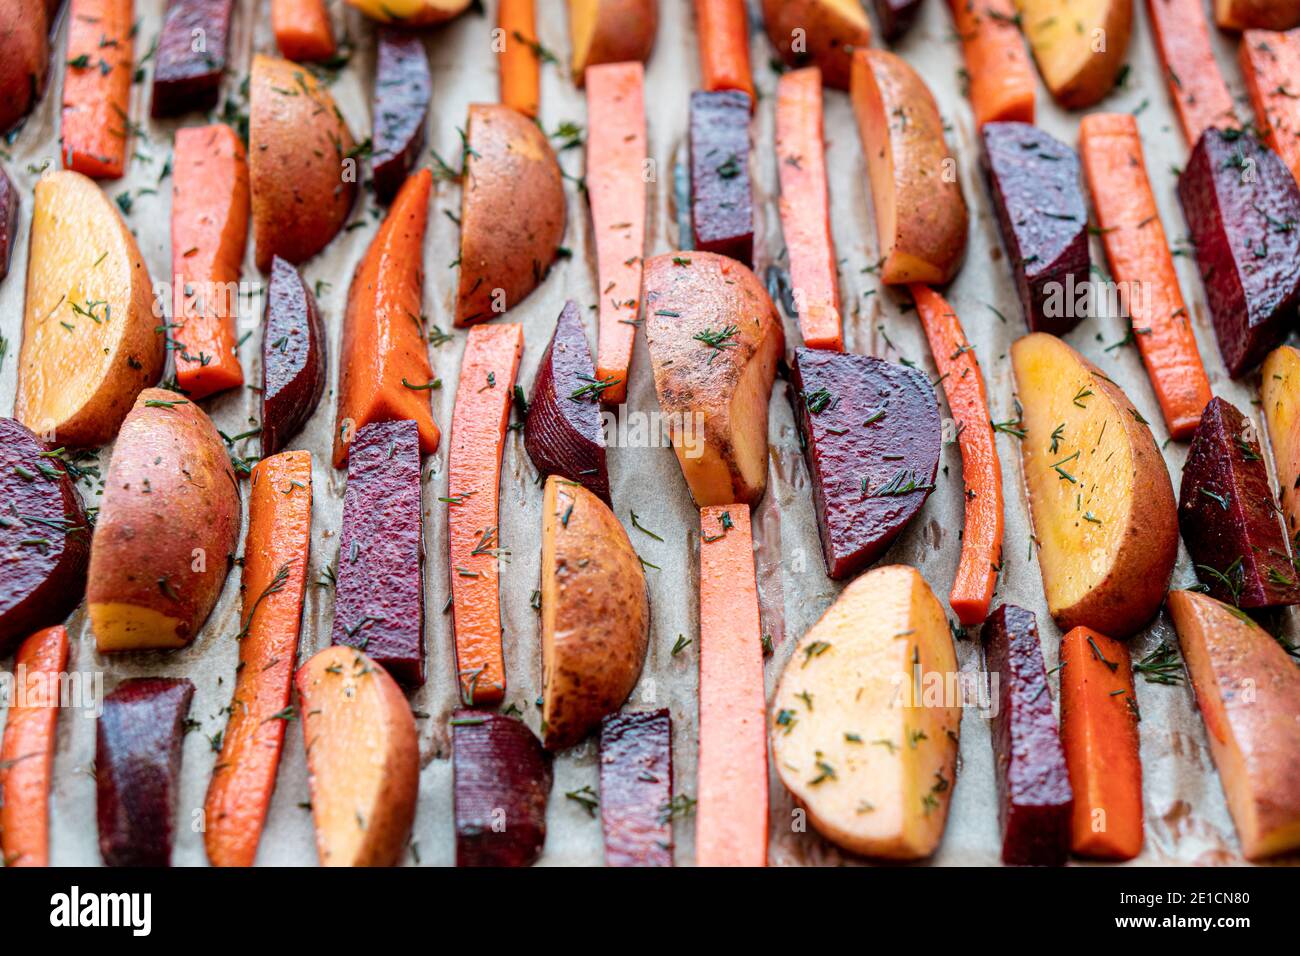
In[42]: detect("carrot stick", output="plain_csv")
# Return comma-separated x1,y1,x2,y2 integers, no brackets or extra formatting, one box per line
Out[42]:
775,67,842,351
1240,29,1300,187
272,0,337,63
61,0,134,179
448,323,524,706
1079,113,1212,439
498,0,539,118
333,167,440,468
694,0,754,102
204,451,313,867
0,625,68,867
948,0,1036,126
909,285,1004,625
585,62,645,406
1145,0,1238,145
1059,625,1143,860
171,124,249,400
696,504,768,866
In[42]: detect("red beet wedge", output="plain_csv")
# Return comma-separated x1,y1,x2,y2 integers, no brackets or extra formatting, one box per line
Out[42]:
453,711,552,867
599,709,673,867
372,29,431,204
96,677,195,867
0,163,17,281
874,0,923,40
261,255,327,456
690,90,753,265
151,0,235,117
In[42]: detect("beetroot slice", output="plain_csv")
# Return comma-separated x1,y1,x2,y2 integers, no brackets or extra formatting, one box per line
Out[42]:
599,709,673,866
524,300,610,503
372,29,431,204
150,0,235,117
0,163,17,281
874,0,922,40
96,677,195,867
261,255,327,456
690,90,753,265
453,710,552,867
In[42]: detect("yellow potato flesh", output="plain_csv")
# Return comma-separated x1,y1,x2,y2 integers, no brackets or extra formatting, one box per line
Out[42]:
569,0,599,71
1261,346,1300,542
344,0,469,23
89,603,188,651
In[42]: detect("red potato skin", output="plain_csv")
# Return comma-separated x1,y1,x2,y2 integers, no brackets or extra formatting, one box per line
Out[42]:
96,677,195,867
982,604,1073,866
599,709,673,867
372,30,431,204
1177,128,1300,377
1179,397,1300,608
151,0,235,117
790,347,941,579
690,90,754,265
331,420,425,685
261,255,326,456
0,418,90,655
0,164,17,281
453,711,552,867
524,300,610,503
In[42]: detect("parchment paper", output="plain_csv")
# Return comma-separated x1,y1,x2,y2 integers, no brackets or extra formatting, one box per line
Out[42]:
0,0,1288,866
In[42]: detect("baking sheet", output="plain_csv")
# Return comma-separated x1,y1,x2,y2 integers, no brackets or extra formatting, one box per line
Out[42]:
0,0,1289,866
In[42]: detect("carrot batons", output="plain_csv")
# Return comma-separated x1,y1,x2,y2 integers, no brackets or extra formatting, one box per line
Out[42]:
61,0,135,179
0,625,68,867
333,168,439,468
1079,113,1212,440
204,451,313,867
272,0,337,62
693,0,754,101
1059,626,1144,860
586,62,646,405
448,323,524,706
775,67,842,351
498,0,540,117
1145,0,1238,145
1241,29,1300,187
948,0,1036,126
696,505,768,866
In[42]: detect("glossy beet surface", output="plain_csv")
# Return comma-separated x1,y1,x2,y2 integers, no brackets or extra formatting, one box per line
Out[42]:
96,677,195,867
599,709,673,866
981,604,1073,866
261,255,327,456
982,122,1089,335
453,711,552,867
0,418,90,655
1178,128,1300,376
0,163,16,281
1179,397,1300,608
151,0,235,116
331,420,425,685
874,0,923,40
524,301,610,503
690,90,753,265
372,30,431,204
790,348,941,579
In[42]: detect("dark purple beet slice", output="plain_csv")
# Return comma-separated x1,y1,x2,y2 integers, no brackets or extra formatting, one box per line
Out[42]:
789,347,941,580
261,255,326,456
980,604,1072,866
873,0,923,40
982,122,1089,335
372,29,431,204
1177,128,1300,377
453,710,552,867
150,0,235,117
0,418,90,655
331,419,425,685
599,709,673,867
524,300,610,503
0,163,17,282
96,677,195,867
690,90,753,265
1179,397,1300,608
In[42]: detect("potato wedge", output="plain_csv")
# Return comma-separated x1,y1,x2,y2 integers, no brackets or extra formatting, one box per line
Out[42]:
541,476,650,750
1167,589,1300,860
1261,344,1300,541
1216,0,1300,29
295,646,419,867
1016,0,1133,108
850,49,968,285
87,389,241,651
760,0,872,89
15,171,164,448
770,565,961,859
455,104,566,325
642,251,784,507
1011,333,1178,637
345,0,471,24
569,0,658,83
0,0,48,134
249,54,357,272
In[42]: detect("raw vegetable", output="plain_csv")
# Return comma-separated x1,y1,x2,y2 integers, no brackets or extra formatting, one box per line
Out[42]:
693,0,754,100
0,0,49,134
873,0,923,38
1260,344,1300,541
760,0,872,89
599,709,673,867
261,256,326,456
1146,0,1238,145
690,90,753,265
453,710,552,867
1016,0,1132,108
151,0,235,116
0,164,16,281
272,0,337,62
1240,28,1300,187
568,0,658,83
344,0,471,24
1216,0,1300,29
948,0,1036,127
499,0,539,115
61,0,133,179
448,323,524,705
372,30,431,204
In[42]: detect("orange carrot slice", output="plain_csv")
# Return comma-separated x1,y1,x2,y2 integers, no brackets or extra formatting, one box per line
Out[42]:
498,0,539,118
171,124,249,400
1059,626,1144,860
696,504,768,866
61,0,134,179
948,0,1036,127
775,67,841,351
694,0,754,102
272,0,337,62
0,625,68,867
586,61,646,406
203,451,313,867
1079,113,1212,440
909,285,1004,625
1146,0,1238,145
333,167,439,468
448,323,524,706
1241,29,1300,187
